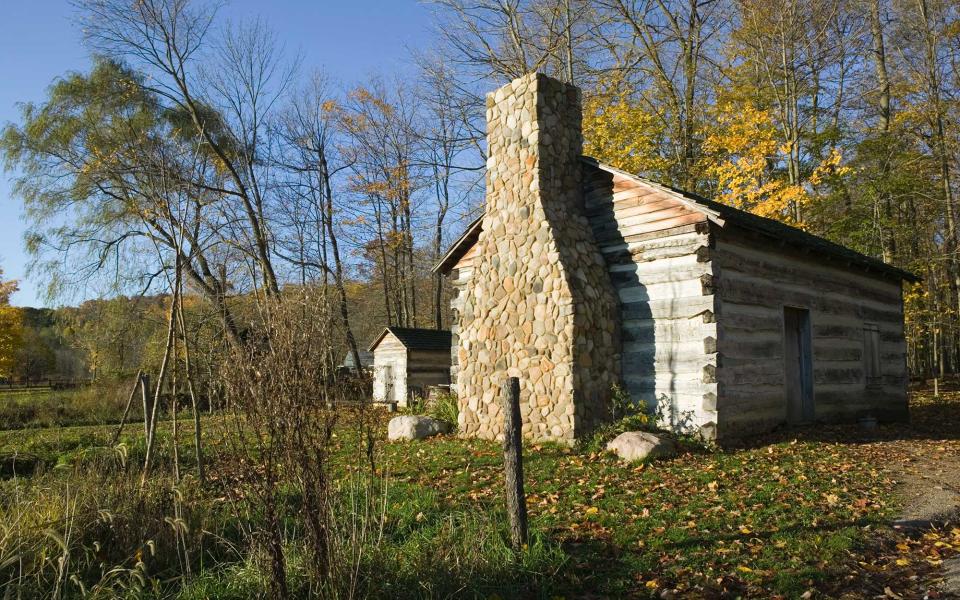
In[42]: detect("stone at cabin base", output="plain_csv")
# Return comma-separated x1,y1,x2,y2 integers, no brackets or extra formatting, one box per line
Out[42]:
388,416,452,442
607,431,676,462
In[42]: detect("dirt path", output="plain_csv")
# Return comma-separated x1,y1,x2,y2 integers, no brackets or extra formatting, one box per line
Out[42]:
889,442,960,530
773,391,960,598
867,392,960,598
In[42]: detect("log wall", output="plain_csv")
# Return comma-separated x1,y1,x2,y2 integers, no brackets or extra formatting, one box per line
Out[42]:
448,243,478,393
712,226,909,437
584,167,719,436
406,349,453,400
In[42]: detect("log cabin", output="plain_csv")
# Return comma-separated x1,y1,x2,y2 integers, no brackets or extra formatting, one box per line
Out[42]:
369,327,452,407
433,72,917,444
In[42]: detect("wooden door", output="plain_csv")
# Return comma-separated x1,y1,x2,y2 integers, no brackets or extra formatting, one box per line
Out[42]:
784,307,814,424
382,365,395,403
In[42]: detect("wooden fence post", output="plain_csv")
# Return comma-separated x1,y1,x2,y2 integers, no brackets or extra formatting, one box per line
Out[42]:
501,376,528,552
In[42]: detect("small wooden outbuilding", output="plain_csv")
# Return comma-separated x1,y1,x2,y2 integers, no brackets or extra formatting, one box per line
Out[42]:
369,327,452,407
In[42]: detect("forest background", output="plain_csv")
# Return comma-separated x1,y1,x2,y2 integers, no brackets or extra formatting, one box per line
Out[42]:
1,0,958,385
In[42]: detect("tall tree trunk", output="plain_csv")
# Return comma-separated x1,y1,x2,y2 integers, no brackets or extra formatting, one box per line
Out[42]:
176,284,204,482
142,276,179,487
917,0,960,327
682,0,701,191
320,152,362,373
870,0,896,263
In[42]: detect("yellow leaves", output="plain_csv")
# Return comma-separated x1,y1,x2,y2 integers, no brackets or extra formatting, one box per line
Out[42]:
582,85,670,177
809,147,849,185
320,99,338,114
0,270,23,379
702,101,849,229
584,506,599,515
702,102,807,223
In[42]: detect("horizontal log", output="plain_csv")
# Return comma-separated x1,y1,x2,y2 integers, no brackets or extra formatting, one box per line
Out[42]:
622,352,715,375
621,318,717,344
599,228,707,253
623,337,716,356
716,275,904,323
620,295,715,320
623,373,717,395
714,236,905,298
618,278,709,304
603,244,709,266
594,213,708,245
611,265,710,290
598,222,709,249
812,346,862,361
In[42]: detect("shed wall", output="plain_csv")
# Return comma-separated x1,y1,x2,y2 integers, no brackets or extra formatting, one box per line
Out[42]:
712,226,909,437
372,333,407,406
406,349,452,400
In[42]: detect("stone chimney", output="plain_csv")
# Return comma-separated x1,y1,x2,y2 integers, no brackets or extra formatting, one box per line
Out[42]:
456,73,620,443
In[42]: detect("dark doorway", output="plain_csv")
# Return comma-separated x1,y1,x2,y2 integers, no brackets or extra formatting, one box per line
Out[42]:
784,307,814,424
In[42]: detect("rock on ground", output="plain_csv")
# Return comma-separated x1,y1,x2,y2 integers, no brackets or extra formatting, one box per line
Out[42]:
387,416,451,442
607,431,676,463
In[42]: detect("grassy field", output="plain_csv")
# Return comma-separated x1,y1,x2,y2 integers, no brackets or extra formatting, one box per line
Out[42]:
0,386,136,430
0,390,957,598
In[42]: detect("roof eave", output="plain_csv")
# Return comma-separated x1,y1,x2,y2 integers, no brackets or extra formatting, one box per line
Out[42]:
367,327,391,352
432,215,484,275
583,156,920,284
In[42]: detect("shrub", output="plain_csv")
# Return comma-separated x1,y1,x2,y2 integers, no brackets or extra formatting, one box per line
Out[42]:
579,383,654,453
426,391,459,429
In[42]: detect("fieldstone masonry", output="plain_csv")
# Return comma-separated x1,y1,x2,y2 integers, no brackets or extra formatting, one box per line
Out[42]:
456,73,621,443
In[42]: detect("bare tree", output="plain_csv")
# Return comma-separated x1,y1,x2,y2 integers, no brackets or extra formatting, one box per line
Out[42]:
416,56,485,329
275,74,364,370
340,78,426,327
430,0,597,82
78,0,290,297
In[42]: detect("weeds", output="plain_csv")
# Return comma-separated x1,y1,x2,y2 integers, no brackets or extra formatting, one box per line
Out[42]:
406,390,459,430
579,383,655,453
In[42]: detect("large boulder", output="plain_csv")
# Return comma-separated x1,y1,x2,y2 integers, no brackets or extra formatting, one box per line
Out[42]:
607,431,676,463
388,416,452,442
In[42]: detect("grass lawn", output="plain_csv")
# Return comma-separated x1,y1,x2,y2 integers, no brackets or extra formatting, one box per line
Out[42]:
374,429,894,597
0,391,957,598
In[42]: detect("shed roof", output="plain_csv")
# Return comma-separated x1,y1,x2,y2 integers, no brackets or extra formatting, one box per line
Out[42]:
368,327,453,352
433,157,919,283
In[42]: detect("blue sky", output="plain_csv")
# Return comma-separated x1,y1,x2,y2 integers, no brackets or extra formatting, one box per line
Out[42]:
0,0,436,307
